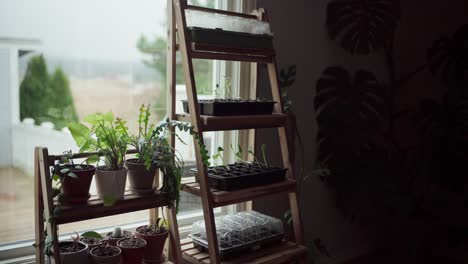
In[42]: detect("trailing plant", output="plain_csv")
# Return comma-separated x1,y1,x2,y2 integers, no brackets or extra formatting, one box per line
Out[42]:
68,112,128,171
50,150,78,205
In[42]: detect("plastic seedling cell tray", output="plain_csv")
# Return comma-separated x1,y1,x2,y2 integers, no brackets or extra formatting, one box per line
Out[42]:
189,211,284,259
182,99,276,116
187,27,274,50
192,162,287,190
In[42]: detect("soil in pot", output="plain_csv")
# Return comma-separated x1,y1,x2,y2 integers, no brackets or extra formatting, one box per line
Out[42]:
80,236,102,251
95,167,128,201
90,245,121,264
125,159,158,195
135,225,169,263
58,241,90,264
60,164,95,204
105,230,133,246
117,237,147,264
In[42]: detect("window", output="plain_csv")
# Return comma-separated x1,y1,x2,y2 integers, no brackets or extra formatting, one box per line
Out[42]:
0,0,254,261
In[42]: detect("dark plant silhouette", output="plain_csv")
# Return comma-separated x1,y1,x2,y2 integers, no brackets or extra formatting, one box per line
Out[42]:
327,0,401,55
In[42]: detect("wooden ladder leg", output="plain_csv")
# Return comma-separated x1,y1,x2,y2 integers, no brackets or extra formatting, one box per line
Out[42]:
34,147,45,264
172,0,221,262
166,206,183,264
39,147,61,264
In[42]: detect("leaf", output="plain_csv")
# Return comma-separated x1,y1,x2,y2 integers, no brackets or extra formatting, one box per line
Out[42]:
52,174,60,181
81,231,103,240
103,195,116,206
327,0,401,55
86,154,100,165
67,172,78,179
51,187,61,198
60,168,70,174
217,147,224,152
68,123,91,147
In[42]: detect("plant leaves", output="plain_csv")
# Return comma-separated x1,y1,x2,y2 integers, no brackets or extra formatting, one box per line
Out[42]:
81,231,103,240
86,154,100,165
103,195,116,206
60,168,70,174
68,123,91,148
67,172,78,179
327,0,401,55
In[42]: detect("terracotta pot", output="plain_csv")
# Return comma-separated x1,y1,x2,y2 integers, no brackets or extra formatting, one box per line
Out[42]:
58,241,90,264
90,245,121,264
95,167,128,201
60,165,95,204
117,237,147,264
105,230,134,246
125,159,158,195
135,226,168,263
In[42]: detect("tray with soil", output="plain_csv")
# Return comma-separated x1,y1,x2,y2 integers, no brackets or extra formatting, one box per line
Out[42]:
90,245,121,264
182,98,276,116
191,162,287,190
189,211,284,259
117,237,147,264
187,27,274,50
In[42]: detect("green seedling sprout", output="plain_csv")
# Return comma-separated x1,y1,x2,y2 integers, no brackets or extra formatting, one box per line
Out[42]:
223,76,232,99
212,147,230,171
261,144,269,168
230,144,243,163
248,147,262,167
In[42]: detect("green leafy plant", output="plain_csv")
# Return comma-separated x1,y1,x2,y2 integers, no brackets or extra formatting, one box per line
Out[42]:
50,151,81,205
68,112,128,170
247,144,269,168
230,144,243,163
144,217,168,234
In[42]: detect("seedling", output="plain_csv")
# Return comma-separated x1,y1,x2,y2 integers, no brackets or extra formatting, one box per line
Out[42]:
261,144,269,168
230,144,244,163
212,147,230,171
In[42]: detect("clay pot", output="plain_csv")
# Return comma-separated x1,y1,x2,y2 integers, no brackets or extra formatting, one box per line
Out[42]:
95,167,128,201
60,165,95,204
135,226,168,263
117,237,147,264
105,230,133,246
58,241,90,264
125,159,158,195
90,245,121,264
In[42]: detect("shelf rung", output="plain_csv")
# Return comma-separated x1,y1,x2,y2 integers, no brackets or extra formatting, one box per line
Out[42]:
191,50,273,63
54,191,170,224
182,239,307,264
175,114,287,132
182,179,296,208
185,5,259,20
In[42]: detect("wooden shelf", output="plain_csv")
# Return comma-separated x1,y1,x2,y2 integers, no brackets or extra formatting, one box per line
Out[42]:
182,180,297,207
53,191,170,225
191,42,274,63
175,113,287,132
181,238,307,264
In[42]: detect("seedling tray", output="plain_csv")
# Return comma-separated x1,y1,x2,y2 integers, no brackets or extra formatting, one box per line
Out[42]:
192,162,287,190
188,27,274,50
182,99,276,116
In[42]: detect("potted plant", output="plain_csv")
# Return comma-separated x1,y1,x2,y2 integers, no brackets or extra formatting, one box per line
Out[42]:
105,227,133,246
80,231,104,251
68,112,129,205
51,150,96,204
123,105,159,195
135,218,169,263
117,237,147,264
90,240,121,264
58,233,90,264
182,77,276,116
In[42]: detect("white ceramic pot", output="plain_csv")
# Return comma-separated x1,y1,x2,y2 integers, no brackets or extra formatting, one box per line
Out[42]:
95,167,128,200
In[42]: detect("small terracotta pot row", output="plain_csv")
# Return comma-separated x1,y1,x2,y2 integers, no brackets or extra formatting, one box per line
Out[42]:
61,159,159,205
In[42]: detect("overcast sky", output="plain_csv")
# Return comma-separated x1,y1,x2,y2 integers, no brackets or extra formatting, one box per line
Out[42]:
0,0,167,62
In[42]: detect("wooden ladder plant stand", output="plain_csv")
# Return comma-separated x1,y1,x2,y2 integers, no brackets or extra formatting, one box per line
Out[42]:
167,0,307,263
34,147,181,264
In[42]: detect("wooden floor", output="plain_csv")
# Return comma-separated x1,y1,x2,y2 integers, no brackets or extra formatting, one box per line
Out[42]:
0,167,149,244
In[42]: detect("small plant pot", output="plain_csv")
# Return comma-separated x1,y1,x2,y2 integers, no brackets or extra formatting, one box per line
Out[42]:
117,237,147,264
125,159,158,195
135,225,169,263
60,165,95,204
58,241,90,264
80,236,102,251
95,167,128,201
105,230,133,246
182,99,276,116
90,245,121,264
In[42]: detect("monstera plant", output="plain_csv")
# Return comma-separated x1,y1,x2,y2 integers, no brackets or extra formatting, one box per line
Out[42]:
316,0,468,221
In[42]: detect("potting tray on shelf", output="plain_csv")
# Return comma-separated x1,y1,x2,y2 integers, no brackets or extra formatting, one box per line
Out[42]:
182,99,276,116
191,162,287,191
188,27,274,50
189,211,284,259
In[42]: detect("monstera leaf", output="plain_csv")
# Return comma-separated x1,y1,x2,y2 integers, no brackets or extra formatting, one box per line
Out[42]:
414,96,468,190
315,67,386,166
428,24,468,88
327,0,401,55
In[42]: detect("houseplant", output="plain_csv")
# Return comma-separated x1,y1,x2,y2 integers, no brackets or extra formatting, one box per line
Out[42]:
117,237,147,264
105,227,133,246
89,240,122,264
123,104,159,195
135,218,169,263
58,233,90,264
51,150,96,204
68,112,129,205
80,231,104,251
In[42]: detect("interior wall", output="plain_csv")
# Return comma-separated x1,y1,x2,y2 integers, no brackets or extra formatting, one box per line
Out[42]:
253,0,468,261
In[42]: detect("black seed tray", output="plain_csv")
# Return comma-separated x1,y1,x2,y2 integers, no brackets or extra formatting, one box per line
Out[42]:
190,232,283,260
192,162,287,190
182,99,276,116
188,27,274,50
